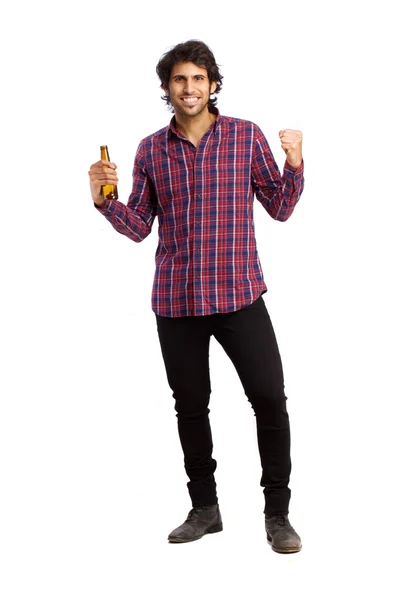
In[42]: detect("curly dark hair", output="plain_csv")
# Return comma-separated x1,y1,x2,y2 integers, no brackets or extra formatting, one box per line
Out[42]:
156,40,223,112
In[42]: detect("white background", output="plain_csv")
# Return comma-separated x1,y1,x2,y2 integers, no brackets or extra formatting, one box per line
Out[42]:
1,0,415,598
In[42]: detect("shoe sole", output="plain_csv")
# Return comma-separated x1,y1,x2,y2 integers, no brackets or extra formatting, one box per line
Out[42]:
168,522,223,543
267,533,302,553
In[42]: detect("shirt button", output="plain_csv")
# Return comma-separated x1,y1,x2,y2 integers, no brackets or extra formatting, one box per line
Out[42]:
196,195,201,200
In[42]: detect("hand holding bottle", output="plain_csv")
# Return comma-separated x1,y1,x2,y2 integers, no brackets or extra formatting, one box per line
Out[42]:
88,146,119,206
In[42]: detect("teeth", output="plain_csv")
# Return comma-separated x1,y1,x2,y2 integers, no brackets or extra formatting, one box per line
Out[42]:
182,97,198,104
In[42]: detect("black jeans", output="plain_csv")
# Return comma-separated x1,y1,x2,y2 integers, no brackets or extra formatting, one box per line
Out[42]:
155,294,292,516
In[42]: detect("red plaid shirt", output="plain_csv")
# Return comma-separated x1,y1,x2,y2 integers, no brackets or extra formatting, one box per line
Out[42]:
95,110,305,317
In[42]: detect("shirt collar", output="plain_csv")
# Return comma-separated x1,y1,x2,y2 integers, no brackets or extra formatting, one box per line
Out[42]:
169,107,221,138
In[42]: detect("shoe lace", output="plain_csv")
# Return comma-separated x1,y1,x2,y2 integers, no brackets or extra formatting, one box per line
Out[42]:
186,507,205,522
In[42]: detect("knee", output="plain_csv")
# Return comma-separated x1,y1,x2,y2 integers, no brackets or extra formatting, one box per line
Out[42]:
173,390,211,419
247,388,288,418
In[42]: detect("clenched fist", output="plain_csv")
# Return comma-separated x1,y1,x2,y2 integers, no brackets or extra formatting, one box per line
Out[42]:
279,129,303,169
88,160,119,206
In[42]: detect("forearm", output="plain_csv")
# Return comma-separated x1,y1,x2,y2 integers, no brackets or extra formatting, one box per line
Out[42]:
276,159,305,221
95,198,154,243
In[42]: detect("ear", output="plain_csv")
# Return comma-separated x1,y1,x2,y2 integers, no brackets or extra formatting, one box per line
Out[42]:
210,81,217,95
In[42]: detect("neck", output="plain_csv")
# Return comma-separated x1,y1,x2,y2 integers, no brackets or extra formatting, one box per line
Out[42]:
174,109,216,147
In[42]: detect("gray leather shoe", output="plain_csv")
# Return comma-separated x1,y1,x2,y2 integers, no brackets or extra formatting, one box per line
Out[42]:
168,504,223,543
265,514,302,553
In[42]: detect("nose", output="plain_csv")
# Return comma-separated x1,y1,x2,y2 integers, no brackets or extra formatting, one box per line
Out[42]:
183,77,195,95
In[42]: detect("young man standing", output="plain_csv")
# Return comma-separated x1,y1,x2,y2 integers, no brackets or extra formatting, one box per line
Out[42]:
88,40,304,553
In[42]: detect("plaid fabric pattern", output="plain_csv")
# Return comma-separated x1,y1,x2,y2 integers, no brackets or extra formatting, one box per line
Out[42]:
96,110,304,317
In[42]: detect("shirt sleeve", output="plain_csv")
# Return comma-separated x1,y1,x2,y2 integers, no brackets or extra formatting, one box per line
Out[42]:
251,126,304,221
94,143,157,243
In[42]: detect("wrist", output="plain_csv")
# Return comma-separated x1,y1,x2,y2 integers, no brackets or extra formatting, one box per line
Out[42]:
286,158,302,169
285,150,302,169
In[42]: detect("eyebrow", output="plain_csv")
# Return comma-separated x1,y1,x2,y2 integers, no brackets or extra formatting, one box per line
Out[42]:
171,73,207,79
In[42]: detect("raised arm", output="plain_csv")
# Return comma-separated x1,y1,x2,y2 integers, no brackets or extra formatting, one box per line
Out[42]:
251,126,304,221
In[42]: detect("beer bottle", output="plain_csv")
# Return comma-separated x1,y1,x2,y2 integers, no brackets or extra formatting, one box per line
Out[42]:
100,145,118,201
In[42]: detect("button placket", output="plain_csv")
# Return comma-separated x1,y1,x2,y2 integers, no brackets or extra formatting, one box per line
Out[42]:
193,151,204,291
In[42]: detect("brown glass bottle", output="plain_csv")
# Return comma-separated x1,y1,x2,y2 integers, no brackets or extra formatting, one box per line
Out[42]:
100,145,118,201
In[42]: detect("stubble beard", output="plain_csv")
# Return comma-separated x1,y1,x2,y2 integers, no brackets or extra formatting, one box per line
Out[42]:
170,96,210,120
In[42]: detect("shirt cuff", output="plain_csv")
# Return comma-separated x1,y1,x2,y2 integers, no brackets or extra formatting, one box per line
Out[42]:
284,158,304,174
94,199,113,214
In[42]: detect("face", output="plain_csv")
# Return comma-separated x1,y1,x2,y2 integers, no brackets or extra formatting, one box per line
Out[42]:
165,61,217,119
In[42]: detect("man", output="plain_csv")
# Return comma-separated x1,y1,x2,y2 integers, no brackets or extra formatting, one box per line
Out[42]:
88,40,304,554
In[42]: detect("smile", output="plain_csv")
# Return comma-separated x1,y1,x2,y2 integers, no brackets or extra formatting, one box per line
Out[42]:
181,97,199,105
